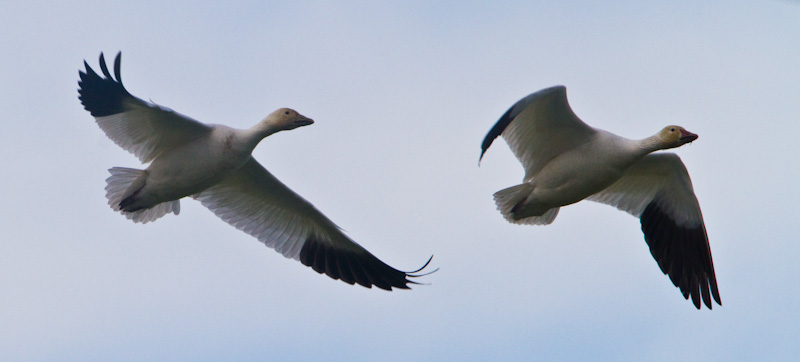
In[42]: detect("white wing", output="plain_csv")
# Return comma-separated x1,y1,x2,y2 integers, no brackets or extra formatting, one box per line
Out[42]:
79,52,212,163
480,86,597,180
587,153,721,309
194,158,431,290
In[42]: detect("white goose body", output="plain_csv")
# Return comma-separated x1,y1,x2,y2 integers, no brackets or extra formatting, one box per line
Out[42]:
117,125,250,210
515,131,644,217
79,52,432,290
481,85,720,309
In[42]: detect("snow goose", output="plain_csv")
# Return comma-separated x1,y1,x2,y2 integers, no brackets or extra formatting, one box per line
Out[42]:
78,52,433,290
480,85,720,309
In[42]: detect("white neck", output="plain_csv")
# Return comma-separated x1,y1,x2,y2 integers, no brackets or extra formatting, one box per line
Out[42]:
239,120,283,152
636,134,666,155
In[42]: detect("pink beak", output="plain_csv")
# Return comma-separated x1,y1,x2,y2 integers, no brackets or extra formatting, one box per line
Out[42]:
680,128,698,143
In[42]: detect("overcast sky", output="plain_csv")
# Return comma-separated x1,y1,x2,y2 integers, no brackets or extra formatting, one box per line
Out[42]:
1,1,799,361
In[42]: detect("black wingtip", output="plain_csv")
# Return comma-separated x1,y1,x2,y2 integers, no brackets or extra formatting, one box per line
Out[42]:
403,255,439,287
299,237,436,291
113,51,123,85
479,86,571,165
407,255,437,275
78,51,131,117
640,201,721,310
479,107,514,164
479,91,533,165
98,53,111,79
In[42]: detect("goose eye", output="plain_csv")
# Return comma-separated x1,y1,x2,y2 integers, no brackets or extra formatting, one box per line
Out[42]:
670,127,675,132
285,111,290,115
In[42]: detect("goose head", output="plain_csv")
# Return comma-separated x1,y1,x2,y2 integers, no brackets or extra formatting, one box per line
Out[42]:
657,125,698,149
261,108,314,131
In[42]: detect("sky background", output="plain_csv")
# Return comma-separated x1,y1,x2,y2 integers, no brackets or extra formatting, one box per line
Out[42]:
1,1,799,361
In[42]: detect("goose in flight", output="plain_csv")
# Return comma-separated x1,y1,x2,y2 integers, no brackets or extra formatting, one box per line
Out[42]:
78,52,432,290
480,86,720,309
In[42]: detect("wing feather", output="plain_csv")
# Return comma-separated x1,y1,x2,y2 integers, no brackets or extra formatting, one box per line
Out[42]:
480,86,597,180
194,158,432,290
78,52,212,163
587,153,721,309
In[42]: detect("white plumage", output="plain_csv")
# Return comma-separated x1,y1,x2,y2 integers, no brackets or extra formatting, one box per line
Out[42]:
481,85,720,309
79,52,432,290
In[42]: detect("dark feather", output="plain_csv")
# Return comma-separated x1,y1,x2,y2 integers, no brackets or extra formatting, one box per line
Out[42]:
480,103,518,162
299,236,434,290
78,52,131,117
479,85,568,163
640,200,721,309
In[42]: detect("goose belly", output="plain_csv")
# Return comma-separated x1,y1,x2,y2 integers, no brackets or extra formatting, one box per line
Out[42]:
530,150,632,209
141,139,249,203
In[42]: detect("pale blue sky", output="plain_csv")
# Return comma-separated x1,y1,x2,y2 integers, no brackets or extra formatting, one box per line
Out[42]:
1,1,798,361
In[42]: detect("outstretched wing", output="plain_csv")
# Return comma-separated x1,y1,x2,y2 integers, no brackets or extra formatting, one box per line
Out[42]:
587,153,721,309
480,86,597,180
78,52,212,163
193,158,433,290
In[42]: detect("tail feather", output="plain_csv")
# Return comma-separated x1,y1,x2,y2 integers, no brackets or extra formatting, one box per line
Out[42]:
104,167,180,224
493,183,559,225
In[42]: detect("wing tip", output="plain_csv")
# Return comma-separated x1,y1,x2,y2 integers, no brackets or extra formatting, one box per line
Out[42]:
479,104,516,161
299,237,436,291
640,201,721,310
78,51,131,117
479,85,570,164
